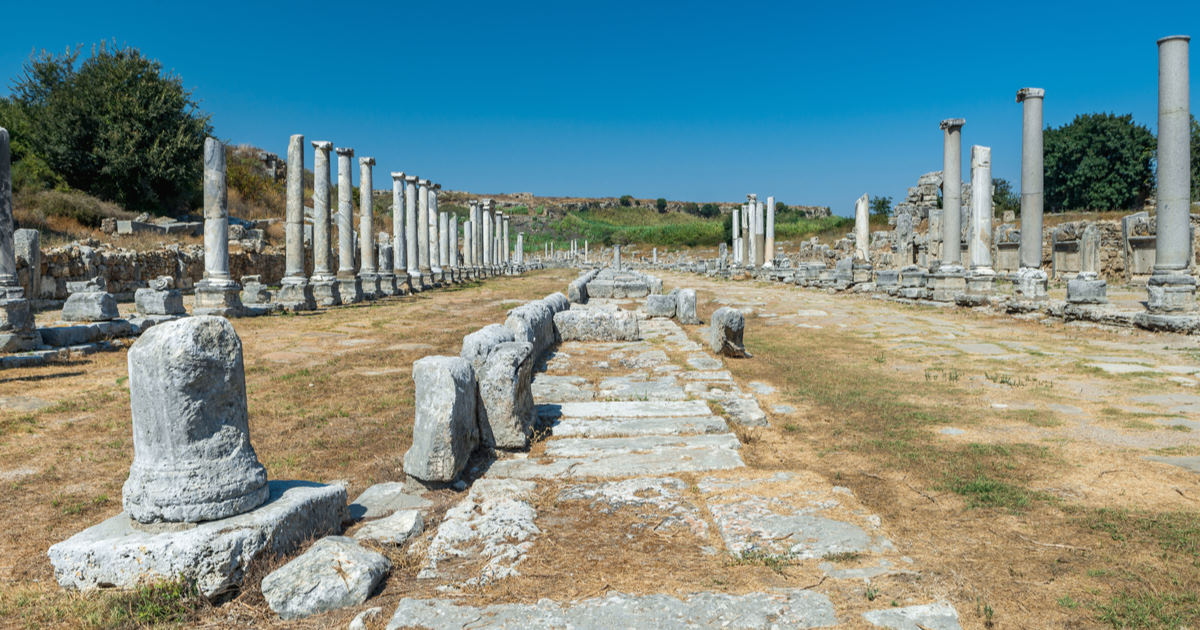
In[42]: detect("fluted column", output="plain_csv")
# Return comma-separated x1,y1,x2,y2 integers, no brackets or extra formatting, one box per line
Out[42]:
405,175,419,286
417,179,431,280
391,172,408,289
310,141,340,305
277,134,315,310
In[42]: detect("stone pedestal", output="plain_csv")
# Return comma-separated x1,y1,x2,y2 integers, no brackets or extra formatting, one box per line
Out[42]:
929,265,966,302
1011,267,1048,303
276,277,316,311
337,276,364,304
1147,273,1197,312
851,262,873,284
193,279,243,317
62,279,119,322
0,288,40,351
1067,272,1108,304
898,266,929,299
358,273,380,300
311,278,341,307
965,270,995,295
135,277,186,317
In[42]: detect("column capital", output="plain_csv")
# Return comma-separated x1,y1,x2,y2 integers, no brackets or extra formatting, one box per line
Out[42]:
391,171,405,180
433,183,442,190
418,179,430,187
358,156,375,167
311,140,333,150
939,118,965,130
1016,87,1045,102
405,175,419,183
335,147,354,156
1158,34,1191,45
971,144,991,167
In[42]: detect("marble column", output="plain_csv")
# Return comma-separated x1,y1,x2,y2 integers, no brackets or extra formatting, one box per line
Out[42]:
1146,35,1195,314
1014,88,1048,301
391,172,409,292
516,232,524,266
193,137,244,316
0,128,40,351
405,175,421,288
939,118,965,266
584,240,588,263
502,215,510,268
854,193,870,262
438,211,449,280
469,200,481,274
277,134,315,310
357,157,379,299
417,179,431,284
482,203,493,272
335,147,362,303
731,206,741,267
614,244,622,270
754,199,766,268
966,145,995,295
451,214,460,280
310,141,340,305
464,220,474,278
653,248,658,264
430,183,442,280
764,196,776,267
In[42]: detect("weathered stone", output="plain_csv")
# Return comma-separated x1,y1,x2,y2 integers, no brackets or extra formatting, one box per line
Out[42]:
644,294,677,317
477,341,535,450
349,481,432,521
354,509,423,545
543,292,569,313
134,287,185,316
460,324,516,373
709,307,748,358
862,602,962,629
419,478,539,583
505,301,556,359
48,480,346,597
123,316,268,523
488,434,744,479
676,288,699,324
262,536,390,620
553,310,639,342
402,356,479,483
61,291,119,322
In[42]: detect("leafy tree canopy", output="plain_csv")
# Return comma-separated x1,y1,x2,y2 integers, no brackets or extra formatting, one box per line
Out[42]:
1043,113,1154,212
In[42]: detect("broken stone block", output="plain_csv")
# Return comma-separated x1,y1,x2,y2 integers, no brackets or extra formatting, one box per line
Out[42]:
676,288,700,324
354,509,423,545
477,341,535,450
402,356,479,483
349,482,433,521
460,323,516,373
644,294,677,317
240,275,271,305
134,288,185,316
61,285,119,322
505,301,555,360
261,536,390,620
553,309,640,342
123,316,268,523
708,307,748,358
542,292,569,314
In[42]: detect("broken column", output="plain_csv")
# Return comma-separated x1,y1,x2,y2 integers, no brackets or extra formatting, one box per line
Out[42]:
614,244,622,270
405,175,421,289
391,172,409,293
377,232,397,296
515,232,524,266
966,145,996,297
335,147,363,303
852,193,873,284
930,119,967,301
402,356,479,484
193,137,244,316
1145,35,1195,316
1013,88,1049,302
754,198,766,268
357,157,379,299
277,134,316,311
310,141,340,306
731,206,741,267
764,196,776,267
1067,223,1107,304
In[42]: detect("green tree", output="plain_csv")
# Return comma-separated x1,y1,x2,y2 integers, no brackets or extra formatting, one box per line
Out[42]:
1043,113,1154,212
699,203,720,218
682,201,699,216
7,43,212,214
992,177,1020,215
655,197,667,213
775,201,789,213
869,195,892,219
619,195,634,207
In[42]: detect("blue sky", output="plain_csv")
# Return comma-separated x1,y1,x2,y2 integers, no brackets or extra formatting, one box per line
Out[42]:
1,1,1196,216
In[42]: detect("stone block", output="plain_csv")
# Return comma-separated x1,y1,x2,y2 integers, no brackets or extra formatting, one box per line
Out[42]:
39,320,132,347
123,316,268,523
1066,272,1108,304
0,297,41,352
193,278,244,317
1011,267,1048,302
349,482,432,521
676,288,700,324
402,356,479,483
460,324,516,374
542,292,569,314
354,509,423,545
505,301,556,359
477,341,535,450
261,536,390,620
708,307,748,358
240,275,272,305
48,480,346,598
135,288,186,316
644,294,677,318
61,291,119,322
552,309,640,342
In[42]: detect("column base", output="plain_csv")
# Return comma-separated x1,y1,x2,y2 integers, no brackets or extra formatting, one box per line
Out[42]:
377,273,398,297
1067,272,1108,304
413,270,429,291
394,273,410,295
965,268,996,295
311,276,341,307
1146,272,1197,313
1011,267,1049,303
358,272,381,300
338,276,364,304
193,278,244,317
275,276,316,311
0,292,42,352
929,265,966,302
851,263,873,285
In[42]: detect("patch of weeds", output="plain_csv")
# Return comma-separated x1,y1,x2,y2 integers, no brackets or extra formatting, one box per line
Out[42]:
1123,420,1159,431
1058,595,1079,609
872,352,886,364
1167,424,1193,432
924,367,961,382
821,551,862,562
276,367,312,382
728,549,793,575
1095,591,1200,629
976,597,996,627
783,423,801,432
944,474,1033,510
1003,409,1062,427
1079,508,1200,558
865,585,879,601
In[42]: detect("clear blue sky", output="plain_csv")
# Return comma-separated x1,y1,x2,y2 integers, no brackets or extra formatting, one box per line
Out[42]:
1,1,1196,216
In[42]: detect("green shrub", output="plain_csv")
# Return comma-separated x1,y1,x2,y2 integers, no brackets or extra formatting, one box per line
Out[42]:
619,195,633,207
27,189,130,227
655,197,667,213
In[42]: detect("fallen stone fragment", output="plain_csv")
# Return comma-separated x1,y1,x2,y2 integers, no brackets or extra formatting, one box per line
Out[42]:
676,288,700,324
349,606,383,630
350,482,432,521
354,509,423,545
402,356,478,483
553,309,640,342
420,478,539,584
477,341,535,449
862,601,962,629
709,307,749,357
644,293,677,317
262,536,391,620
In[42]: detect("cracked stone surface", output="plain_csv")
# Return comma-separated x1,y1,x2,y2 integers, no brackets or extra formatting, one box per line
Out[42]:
418,479,539,585
558,477,708,536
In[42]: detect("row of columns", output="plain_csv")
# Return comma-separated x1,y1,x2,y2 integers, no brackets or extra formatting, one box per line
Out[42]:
729,193,777,269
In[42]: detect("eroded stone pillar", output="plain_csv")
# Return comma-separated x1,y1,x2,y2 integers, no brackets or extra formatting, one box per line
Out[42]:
430,184,442,280
438,211,449,279
502,215,510,268
310,141,340,306
966,145,995,296
754,199,766,268
334,147,362,303
854,193,870,262
357,157,379,299
194,137,244,316
391,172,409,292
1013,88,1049,302
464,219,474,277
417,179,431,284
405,175,420,288
482,202,493,272
278,134,316,310
1068,223,1107,304
516,232,524,266
469,200,481,274
0,128,40,350
765,196,776,267
614,244,622,270
1146,35,1195,314
731,206,741,267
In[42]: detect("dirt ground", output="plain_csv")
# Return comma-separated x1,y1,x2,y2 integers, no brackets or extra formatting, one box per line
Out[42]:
1,267,1198,629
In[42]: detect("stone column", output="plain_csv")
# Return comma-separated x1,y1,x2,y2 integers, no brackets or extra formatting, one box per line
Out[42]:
516,232,524,266
405,175,420,288
0,128,40,351
1014,88,1049,301
754,199,766,267
940,118,965,266
1146,35,1195,315
731,206,740,267
464,220,474,277
966,145,996,296
765,196,776,267
653,248,658,264
334,147,363,303
854,193,870,262
391,172,409,292
277,134,316,310
482,203,493,272
438,211,449,279
584,240,588,263
614,244,622,270
469,200,481,274
193,137,244,316
310,141,340,306
430,184,442,280
376,231,396,296
357,157,379,299
502,215,510,268
417,179,431,284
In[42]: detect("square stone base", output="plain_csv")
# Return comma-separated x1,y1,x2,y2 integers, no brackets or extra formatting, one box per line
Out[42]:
1146,273,1197,313
48,481,347,598
965,270,996,296
358,272,381,300
0,297,42,352
377,274,398,297
338,276,364,304
311,277,341,306
929,267,966,302
275,278,316,311
1011,268,1049,303
193,279,244,317
1066,273,1108,304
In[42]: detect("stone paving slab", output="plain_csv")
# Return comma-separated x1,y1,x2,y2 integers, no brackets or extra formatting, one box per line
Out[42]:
418,479,539,585
541,399,711,419
486,436,745,479
550,414,730,437
385,589,839,629
862,601,962,629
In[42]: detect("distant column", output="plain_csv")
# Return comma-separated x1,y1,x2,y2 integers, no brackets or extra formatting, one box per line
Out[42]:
1013,88,1049,302
482,203,493,270
854,193,870,262
193,137,244,316
417,179,431,280
464,219,474,276
429,184,442,277
764,196,776,267
966,145,996,297
754,198,766,267
940,119,965,267
1146,35,1195,314
335,147,362,303
391,172,408,290
469,200,481,272
502,215,510,267
357,157,379,299
310,141,340,306
438,211,449,276
516,232,524,266
278,134,315,310
731,206,741,266
405,175,420,287
614,244,622,270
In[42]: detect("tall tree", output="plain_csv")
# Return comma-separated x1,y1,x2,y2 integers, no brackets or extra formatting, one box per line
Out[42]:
1043,113,1154,212
869,195,892,218
992,178,1019,215
8,43,212,214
